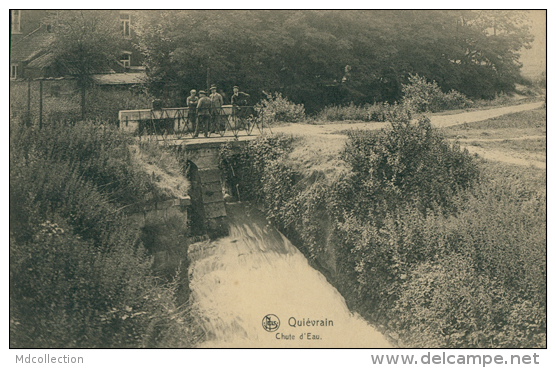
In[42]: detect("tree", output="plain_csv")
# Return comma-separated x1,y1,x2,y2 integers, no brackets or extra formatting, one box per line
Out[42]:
133,10,534,111
48,11,123,120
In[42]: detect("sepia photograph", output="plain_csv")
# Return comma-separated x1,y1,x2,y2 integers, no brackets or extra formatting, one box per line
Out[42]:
9,8,546,354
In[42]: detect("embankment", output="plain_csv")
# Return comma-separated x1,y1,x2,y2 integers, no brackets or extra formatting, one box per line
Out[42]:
217,121,546,348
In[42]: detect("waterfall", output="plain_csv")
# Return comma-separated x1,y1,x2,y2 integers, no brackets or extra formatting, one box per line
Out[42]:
188,202,392,348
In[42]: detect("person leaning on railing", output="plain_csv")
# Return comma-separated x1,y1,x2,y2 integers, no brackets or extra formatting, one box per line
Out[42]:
231,85,250,119
194,90,212,138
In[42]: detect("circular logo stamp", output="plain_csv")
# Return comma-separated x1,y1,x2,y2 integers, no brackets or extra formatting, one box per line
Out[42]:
262,314,280,332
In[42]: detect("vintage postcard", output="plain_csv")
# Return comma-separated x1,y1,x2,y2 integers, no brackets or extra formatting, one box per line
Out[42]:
9,9,546,358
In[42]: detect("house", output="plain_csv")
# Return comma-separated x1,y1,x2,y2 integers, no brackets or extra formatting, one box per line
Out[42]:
10,10,145,85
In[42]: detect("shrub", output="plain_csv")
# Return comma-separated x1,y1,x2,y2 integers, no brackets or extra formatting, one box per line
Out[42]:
341,116,479,219
316,102,412,123
350,163,546,348
8,159,193,347
10,119,201,348
85,87,153,125
402,74,470,113
471,92,520,109
394,223,545,349
219,133,295,203
440,89,472,110
256,92,305,124
10,120,164,206
217,116,545,348
316,103,371,122
394,254,512,348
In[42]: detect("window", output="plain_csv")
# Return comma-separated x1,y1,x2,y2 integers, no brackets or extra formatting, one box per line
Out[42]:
120,53,131,68
10,64,19,80
11,10,21,33
45,10,58,33
120,12,130,38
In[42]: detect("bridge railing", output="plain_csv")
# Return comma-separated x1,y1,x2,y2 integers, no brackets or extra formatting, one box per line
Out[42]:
118,105,271,139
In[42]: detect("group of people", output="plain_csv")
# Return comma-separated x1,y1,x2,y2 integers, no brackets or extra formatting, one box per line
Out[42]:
186,85,250,138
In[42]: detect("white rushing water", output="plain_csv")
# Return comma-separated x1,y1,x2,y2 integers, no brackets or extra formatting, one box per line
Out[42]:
188,202,392,348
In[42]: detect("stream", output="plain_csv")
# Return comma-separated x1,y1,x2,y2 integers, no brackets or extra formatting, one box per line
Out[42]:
188,202,392,348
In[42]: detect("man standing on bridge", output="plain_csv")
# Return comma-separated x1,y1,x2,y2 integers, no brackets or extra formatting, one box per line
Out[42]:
186,89,199,131
194,90,212,138
210,85,225,133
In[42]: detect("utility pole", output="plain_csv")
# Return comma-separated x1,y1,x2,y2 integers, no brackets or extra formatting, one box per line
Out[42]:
26,78,31,127
39,79,43,130
206,66,210,92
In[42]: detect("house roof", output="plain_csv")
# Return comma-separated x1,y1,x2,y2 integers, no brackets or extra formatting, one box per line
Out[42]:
60,60,118,75
10,26,123,76
92,72,147,85
25,51,55,69
10,29,54,64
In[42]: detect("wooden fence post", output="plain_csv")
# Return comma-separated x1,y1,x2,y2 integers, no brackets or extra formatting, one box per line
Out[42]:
26,79,31,127
39,79,43,130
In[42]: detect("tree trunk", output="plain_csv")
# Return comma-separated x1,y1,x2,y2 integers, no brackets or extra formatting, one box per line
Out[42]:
81,81,86,122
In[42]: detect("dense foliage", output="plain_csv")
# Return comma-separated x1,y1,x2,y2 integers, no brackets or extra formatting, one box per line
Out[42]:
316,102,412,122
134,10,533,112
10,81,154,127
256,92,306,125
401,74,472,113
10,121,202,347
219,122,545,347
47,11,125,119
341,117,479,218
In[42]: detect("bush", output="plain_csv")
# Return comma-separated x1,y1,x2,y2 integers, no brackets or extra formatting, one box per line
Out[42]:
10,119,202,347
217,116,545,348
316,103,371,122
256,92,305,124
85,87,153,125
471,92,520,109
219,133,295,204
10,120,165,207
402,74,471,113
341,116,479,218
9,82,152,127
316,102,412,123
394,254,512,348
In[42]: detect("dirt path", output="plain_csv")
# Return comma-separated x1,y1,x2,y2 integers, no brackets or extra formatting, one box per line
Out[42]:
454,135,546,143
272,101,544,136
461,145,545,169
428,101,545,128
271,101,545,168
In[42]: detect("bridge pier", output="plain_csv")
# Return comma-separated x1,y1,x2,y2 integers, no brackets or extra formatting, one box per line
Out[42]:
174,139,250,238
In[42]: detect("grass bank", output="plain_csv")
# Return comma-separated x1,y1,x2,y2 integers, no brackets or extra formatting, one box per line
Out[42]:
442,108,547,166
219,116,546,348
9,120,203,348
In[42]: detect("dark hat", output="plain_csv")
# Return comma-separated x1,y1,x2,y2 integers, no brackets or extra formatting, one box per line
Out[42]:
199,90,206,95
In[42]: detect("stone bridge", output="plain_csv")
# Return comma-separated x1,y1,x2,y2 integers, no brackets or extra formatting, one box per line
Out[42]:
119,107,260,237
171,138,251,237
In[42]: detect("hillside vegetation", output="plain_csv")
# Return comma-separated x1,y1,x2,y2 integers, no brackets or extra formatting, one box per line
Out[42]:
219,112,546,348
9,120,203,347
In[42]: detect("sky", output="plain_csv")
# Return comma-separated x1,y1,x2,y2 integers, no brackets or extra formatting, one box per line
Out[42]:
520,10,547,79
